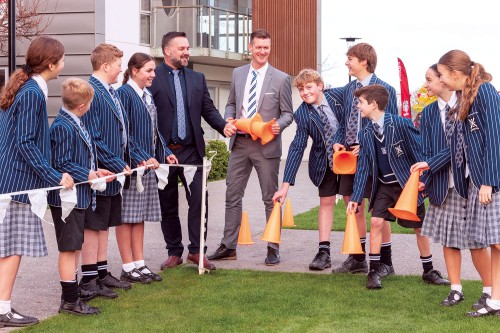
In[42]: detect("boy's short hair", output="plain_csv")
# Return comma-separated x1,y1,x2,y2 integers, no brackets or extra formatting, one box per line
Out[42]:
90,43,123,71
347,43,377,73
354,84,388,111
293,68,324,88
61,78,94,110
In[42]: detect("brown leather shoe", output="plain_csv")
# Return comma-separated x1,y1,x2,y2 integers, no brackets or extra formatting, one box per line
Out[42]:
160,256,183,270
186,253,216,270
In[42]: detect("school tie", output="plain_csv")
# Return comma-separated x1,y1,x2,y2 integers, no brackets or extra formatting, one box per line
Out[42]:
345,81,363,145
317,105,335,169
247,70,258,118
80,120,97,211
108,86,127,148
455,120,465,167
443,104,454,146
142,92,158,149
372,122,383,139
172,69,186,139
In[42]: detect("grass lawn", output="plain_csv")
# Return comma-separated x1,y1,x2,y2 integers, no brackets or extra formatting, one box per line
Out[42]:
289,200,430,234
21,267,496,333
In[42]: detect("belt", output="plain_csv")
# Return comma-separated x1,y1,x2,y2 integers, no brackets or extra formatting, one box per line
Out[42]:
236,133,252,139
168,144,184,150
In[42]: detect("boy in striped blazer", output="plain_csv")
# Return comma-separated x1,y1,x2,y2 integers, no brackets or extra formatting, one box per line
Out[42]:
49,78,114,315
347,85,449,289
273,69,343,270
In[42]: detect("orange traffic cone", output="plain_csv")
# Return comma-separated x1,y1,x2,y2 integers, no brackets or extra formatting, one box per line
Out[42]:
250,113,277,145
282,198,295,227
388,170,421,221
332,148,357,174
237,211,255,245
261,201,281,243
232,117,253,134
341,211,364,254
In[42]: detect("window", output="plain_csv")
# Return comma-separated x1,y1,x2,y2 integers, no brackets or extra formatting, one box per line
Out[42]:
0,68,7,91
140,0,152,45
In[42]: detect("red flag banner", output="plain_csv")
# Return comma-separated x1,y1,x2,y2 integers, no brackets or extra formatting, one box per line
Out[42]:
398,58,411,119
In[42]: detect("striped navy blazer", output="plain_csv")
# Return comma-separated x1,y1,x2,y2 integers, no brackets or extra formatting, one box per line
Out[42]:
0,79,62,204
117,84,172,168
332,74,398,146
48,109,95,209
82,76,131,196
283,90,343,187
420,101,468,205
463,82,500,193
351,112,424,209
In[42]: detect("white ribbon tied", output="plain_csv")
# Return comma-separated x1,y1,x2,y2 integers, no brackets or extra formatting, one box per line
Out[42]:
90,178,107,192
183,166,197,195
136,167,146,193
155,165,170,190
28,189,48,220
59,188,77,222
0,194,12,224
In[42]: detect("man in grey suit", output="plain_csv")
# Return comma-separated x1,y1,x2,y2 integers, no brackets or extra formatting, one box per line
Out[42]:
208,29,293,265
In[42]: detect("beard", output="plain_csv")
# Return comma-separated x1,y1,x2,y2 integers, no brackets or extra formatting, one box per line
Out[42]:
171,56,188,69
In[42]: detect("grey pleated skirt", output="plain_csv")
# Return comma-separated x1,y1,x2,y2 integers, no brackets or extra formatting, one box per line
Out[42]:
121,171,161,223
466,183,500,246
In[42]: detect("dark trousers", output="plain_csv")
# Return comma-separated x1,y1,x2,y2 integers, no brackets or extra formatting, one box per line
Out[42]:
158,145,208,257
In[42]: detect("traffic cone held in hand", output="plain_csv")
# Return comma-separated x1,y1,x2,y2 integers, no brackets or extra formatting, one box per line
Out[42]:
261,201,281,244
282,198,295,227
250,113,277,145
388,170,421,222
332,148,357,174
237,211,255,245
341,211,364,254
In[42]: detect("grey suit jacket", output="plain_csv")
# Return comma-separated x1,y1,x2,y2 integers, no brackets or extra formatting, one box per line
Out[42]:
225,63,293,158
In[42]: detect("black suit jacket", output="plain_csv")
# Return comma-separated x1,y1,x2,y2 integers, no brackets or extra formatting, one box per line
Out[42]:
150,63,227,158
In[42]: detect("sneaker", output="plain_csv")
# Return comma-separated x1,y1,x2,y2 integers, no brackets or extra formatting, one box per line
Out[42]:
309,251,332,271
59,298,100,316
472,293,491,310
332,256,368,274
441,290,464,307
121,269,153,284
101,272,132,290
79,277,118,299
366,269,382,289
207,244,237,261
138,265,163,282
378,263,395,278
422,269,450,285
0,309,39,328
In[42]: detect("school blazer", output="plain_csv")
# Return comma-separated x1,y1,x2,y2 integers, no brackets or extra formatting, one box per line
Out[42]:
117,84,172,169
82,76,131,196
333,74,398,146
420,102,468,205
150,64,227,159
283,90,344,187
47,110,95,209
0,79,62,204
351,112,425,209
463,82,500,193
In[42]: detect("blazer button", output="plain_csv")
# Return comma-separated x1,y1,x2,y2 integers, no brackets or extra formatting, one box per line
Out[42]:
463,217,466,220
463,206,466,209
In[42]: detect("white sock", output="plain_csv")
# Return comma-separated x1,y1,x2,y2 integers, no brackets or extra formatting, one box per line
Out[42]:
0,300,11,315
486,298,500,310
123,262,136,273
451,284,462,293
483,286,492,295
135,260,151,274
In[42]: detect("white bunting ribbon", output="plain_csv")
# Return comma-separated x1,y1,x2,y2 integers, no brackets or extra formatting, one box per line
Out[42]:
59,188,78,222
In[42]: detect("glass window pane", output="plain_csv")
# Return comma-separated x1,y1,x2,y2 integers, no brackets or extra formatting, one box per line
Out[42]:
141,0,151,11
140,14,151,44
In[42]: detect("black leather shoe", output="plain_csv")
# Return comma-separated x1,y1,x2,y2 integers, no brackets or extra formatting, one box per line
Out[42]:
332,256,368,274
422,269,450,285
207,244,237,261
121,269,153,284
138,265,162,282
378,263,395,278
265,247,280,266
0,309,39,328
59,298,100,316
79,277,118,299
472,293,491,310
309,251,332,271
441,290,464,307
366,269,382,289
101,272,132,290
466,305,500,317
79,285,97,302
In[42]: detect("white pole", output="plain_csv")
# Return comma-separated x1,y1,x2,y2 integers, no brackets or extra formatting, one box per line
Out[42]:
198,151,216,275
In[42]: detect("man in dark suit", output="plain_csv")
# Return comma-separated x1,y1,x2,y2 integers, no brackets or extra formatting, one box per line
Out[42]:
207,29,293,265
150,31,236,271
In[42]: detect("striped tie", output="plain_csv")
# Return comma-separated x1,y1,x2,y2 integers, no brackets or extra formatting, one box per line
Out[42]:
247,70,257,118
172,70,186,139
108,86,127,148
80,120,97,211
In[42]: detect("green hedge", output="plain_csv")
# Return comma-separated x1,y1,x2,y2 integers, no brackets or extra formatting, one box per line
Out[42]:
205,140,230,181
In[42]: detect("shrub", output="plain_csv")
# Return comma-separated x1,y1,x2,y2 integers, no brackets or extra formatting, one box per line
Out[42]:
205,140,230,181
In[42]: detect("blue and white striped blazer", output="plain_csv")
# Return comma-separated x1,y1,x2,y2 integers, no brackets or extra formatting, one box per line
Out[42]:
0,79,62,204
420,102,468,205
463,82,500,193
48,109,95,209
117,84,172,168
81,76,131,196
351,112,424,209
333,74,398,147
283,90,344,187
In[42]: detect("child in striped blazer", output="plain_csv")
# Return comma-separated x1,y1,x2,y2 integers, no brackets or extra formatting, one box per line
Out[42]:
411,64,491,309
0,36,74,328
437,50,500,317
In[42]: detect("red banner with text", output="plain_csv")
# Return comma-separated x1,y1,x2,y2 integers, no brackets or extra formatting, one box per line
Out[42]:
398,58,411,119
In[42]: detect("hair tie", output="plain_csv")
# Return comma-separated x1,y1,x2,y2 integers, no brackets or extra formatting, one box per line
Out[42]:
21,64,34,74
470,61,475,67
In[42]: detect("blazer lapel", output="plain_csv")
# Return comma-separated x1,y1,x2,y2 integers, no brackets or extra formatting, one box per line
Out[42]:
237,65,251,118
90,76,122,121
184,68,193,109
309,105,325,141
159,63,176,111
257,66,273,112
59,110,93,153
384,112,395,159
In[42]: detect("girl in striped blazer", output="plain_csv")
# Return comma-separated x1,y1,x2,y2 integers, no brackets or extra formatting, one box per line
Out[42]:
437,50,500,317
411,64,491,309
116,53,176,284
0,36,74,328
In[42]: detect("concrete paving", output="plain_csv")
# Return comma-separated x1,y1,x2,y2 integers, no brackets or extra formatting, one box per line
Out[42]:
7,162,482,324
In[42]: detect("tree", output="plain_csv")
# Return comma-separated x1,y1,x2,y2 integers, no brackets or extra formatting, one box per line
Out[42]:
0,0,52,54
